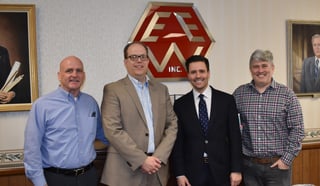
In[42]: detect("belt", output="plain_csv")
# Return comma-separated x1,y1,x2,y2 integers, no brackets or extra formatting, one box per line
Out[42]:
243,155,280,164
44,162,94,176
203,157,209,164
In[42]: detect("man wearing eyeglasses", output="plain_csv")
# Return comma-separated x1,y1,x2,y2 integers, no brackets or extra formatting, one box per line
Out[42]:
100,41,178,186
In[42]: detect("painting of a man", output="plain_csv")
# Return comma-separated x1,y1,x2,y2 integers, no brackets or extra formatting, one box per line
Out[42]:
300,34,320,93
0,45,16,103
0,12,31,104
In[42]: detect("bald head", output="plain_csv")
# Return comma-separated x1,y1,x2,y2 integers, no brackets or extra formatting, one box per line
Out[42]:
59,56,83,71
58,56,85,97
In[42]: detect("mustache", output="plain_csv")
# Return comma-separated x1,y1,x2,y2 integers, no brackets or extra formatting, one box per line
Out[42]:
69,79,80,82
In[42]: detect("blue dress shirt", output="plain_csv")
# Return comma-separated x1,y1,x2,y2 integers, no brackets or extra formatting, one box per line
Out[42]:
24,87,108,186
128,75,155,153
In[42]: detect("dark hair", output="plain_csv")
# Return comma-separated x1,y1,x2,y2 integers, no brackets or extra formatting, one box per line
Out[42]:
123,41,149,59
185,55,210,72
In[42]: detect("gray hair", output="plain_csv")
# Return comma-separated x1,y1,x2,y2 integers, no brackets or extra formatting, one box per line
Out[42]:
249,49,273,66
311,34,320,43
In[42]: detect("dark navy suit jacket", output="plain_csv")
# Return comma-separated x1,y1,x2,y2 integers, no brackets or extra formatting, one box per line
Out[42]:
171,86,242,185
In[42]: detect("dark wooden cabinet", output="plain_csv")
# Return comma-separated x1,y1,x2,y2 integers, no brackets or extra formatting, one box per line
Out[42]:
0,168,33,186
291,142,320,185
1,142,319,186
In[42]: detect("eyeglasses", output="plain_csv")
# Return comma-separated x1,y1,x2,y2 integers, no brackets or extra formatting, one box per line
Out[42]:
127,55,148,62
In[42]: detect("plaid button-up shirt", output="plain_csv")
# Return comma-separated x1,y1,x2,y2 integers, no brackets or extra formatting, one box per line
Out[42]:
233,79,304,166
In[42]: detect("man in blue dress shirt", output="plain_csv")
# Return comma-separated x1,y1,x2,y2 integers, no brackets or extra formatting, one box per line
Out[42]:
24,56,108,186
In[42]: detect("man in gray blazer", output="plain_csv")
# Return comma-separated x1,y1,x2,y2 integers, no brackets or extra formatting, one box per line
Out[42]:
301,34,320,93
100,42,178,186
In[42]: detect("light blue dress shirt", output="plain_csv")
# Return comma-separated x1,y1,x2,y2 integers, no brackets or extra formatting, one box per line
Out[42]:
24,87,108,186
128,75,155,153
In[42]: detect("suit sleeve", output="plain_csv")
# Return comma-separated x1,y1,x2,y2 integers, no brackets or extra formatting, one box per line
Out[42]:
170,100,186,177
228,96,243,172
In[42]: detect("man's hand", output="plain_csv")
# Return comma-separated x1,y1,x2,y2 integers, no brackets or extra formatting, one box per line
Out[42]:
140,156,161,174
0,91,15,103
176,175,191,186
230,172,242,186
271,159,289,170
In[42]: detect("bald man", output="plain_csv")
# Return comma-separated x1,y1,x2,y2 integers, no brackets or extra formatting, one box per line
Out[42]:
24,56,108,186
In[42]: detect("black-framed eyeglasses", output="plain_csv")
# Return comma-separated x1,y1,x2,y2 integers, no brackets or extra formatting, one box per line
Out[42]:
127,55,148,62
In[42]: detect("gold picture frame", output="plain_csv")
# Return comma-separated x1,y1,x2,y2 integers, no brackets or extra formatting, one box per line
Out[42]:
287,20,320,97
0,4,38,111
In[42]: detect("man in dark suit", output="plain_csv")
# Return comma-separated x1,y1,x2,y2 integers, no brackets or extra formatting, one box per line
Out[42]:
171,55,242,186
0,45,16,103
300,34,320,93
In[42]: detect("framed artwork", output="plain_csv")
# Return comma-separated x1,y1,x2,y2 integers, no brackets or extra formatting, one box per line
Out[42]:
287,20,320,97
0,4,38,111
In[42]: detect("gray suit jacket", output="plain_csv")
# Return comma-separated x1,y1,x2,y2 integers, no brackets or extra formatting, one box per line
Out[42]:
301,56,320,93
100,76,177,186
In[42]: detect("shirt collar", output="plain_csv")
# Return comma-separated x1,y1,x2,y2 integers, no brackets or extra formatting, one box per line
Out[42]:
193,86,211,99
249,79,277,90
57,86,82,101
128,74,149,88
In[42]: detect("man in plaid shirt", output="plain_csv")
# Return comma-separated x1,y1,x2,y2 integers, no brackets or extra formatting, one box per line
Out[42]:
233,49,304,186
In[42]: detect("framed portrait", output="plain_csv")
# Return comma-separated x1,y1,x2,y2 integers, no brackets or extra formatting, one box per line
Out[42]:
287,20,320,97
0,4,38,111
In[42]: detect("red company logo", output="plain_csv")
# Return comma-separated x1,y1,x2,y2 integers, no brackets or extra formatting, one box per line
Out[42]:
129,2,215,81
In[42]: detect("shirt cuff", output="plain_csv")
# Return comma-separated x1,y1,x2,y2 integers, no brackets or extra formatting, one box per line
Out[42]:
31,175,47,186
281,152,295,166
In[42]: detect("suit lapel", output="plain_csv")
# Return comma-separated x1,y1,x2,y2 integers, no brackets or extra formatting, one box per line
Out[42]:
148,80,158,133
207,86,216,133
308,57,320,89
123,76,147,125
185,91,206,137
309,57,316,80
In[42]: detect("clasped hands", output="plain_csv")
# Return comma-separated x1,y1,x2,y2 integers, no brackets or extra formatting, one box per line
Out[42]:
140,156,161,174
0,91,15,104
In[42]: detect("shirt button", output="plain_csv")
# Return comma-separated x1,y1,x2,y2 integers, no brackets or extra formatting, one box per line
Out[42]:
145,133,149,136
204,140,208,144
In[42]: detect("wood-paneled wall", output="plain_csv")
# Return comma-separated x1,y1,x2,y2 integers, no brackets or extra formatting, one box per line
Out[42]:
292,142,320,185
0,142,319,186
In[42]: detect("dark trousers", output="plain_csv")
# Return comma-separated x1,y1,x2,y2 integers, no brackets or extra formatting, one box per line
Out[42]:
242,158,291,186
191,163,229,186
44,166,98,186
